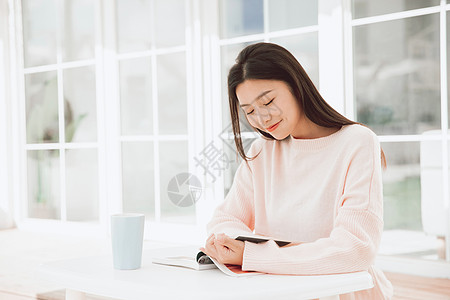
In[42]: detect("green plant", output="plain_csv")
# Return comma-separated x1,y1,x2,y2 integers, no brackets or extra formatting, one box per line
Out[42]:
383,176,422,230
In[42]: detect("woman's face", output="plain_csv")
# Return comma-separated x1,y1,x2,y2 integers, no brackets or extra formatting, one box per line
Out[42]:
236,79,303,140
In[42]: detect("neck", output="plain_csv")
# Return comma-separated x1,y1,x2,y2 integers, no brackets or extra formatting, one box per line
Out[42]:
291,118,340,139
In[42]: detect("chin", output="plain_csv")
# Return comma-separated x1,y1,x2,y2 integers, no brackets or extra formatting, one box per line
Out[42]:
278,135,290,141
267,132,289,141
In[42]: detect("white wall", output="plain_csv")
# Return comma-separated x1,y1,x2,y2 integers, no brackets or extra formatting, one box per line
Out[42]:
0,0,14,229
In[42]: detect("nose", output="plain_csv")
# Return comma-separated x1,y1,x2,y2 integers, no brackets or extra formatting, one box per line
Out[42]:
255,107,272,125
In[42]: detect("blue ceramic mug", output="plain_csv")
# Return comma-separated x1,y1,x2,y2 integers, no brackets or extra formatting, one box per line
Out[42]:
111,213,145,270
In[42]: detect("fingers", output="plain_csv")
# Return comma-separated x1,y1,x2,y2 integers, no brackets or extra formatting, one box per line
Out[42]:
202,233,245,265
202,234,231,261
215,233,240,250
202,234,219,260
206,234,215,247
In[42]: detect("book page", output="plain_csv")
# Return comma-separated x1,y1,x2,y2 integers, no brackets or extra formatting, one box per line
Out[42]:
151,246,215,271
208,257,261,277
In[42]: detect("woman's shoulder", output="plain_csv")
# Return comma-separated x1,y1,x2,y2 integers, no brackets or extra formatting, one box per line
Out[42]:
247,137,270,155
244,136,283,161
341,124,380,147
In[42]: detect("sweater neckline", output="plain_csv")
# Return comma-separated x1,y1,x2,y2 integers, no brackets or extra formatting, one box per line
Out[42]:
287,125,349,151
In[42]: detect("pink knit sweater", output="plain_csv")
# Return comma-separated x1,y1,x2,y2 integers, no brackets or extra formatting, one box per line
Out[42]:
207,124,393,299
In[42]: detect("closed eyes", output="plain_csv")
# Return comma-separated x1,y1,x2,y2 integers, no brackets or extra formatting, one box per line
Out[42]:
264,99,274,106
246,99,274,115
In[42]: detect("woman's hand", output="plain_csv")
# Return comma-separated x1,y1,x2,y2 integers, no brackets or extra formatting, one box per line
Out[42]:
200,233,245,265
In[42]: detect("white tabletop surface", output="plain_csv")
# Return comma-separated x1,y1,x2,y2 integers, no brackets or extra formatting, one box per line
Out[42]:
38,246,374,300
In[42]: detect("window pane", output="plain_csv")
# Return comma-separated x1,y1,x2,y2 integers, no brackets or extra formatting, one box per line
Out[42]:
122,142,155,219
222,138,256,195
25,71,59,144
22,0,57,67
160,141,195,224
353,14,440,135
62,0,95,62
220,42,261,133
63,66,97,142
222,140,241,196
27,150,60,219
268,0,317,31
270,33,319,88
66,149,98,222
116,0,152,53
381,141,444,261
157,52,187,134
220,0,264,39
383,142,421,231
352,0,439,19
119,58,153,135
221,43,245,131
155,0,185,47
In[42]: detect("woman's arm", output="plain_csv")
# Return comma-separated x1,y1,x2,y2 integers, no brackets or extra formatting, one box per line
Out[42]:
206,158,255,236
206,140,265,236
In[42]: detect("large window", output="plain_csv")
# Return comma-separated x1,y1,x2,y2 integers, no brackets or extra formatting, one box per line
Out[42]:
16,0,200,241
21,0,100,222
116,0,193,224
351,0,449,263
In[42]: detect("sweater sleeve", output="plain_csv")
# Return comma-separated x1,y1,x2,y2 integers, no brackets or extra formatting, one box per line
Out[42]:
206,142,259,236
242,132,384,275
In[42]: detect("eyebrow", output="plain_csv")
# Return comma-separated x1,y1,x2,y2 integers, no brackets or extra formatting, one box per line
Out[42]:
240,90,273,107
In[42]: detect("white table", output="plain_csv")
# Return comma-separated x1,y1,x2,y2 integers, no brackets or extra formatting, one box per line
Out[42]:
38,247,374,300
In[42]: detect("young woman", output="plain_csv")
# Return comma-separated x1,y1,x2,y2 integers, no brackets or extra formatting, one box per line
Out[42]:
200,42,393,299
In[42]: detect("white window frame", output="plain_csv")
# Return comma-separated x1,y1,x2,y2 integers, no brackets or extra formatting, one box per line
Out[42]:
9,0,107,236
0,0,11,224
103,0,211,244
8,0,212,244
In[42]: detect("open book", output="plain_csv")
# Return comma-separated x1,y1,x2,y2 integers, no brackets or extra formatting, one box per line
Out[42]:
151,234,290,277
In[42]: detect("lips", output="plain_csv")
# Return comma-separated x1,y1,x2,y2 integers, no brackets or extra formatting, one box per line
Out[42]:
266,120,281,132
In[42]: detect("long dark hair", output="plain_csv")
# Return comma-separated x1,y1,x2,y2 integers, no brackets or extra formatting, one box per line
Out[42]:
227,42,386,168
